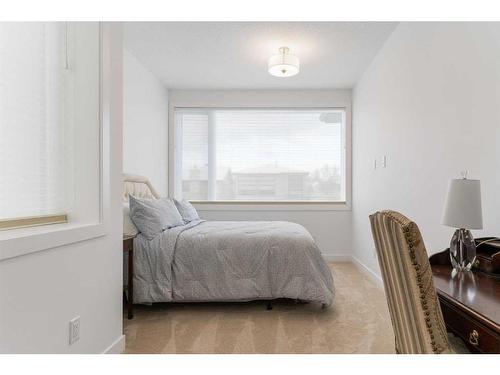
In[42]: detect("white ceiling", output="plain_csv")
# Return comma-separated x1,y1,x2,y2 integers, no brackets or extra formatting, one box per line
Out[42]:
124,22,397,90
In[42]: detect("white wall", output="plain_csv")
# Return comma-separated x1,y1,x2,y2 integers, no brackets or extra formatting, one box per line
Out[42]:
169,89,353,259
123,49,169,196
0,24,123,353
352,23,500,277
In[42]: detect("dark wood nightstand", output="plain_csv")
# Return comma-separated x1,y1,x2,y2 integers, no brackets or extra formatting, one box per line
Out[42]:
430,250,500,353
123,236,135,319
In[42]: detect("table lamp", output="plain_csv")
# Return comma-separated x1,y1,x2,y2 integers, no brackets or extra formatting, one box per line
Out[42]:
442,175,483,271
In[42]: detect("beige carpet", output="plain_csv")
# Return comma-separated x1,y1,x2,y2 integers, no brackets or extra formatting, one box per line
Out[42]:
124,262,395,354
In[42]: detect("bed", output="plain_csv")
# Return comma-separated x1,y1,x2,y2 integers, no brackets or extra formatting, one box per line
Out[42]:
123,174,335,308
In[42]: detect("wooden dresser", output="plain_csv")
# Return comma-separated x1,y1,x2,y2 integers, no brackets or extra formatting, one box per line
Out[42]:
430,251,500,353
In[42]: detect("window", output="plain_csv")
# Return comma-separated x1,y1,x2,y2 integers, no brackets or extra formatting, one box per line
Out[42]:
0,22,100,230
174,108,346,202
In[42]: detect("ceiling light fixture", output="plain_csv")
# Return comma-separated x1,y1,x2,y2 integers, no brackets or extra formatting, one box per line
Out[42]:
268,47,299,78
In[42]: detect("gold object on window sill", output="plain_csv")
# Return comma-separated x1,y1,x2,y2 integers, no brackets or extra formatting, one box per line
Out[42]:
0,214,68,231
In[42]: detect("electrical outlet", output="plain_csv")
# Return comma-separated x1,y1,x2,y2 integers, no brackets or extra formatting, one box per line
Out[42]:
69,316,80,345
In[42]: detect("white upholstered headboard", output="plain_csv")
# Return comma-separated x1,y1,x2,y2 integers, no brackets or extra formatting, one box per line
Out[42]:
123,174,160,202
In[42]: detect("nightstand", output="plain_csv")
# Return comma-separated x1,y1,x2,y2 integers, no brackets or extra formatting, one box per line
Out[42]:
123,235,135,319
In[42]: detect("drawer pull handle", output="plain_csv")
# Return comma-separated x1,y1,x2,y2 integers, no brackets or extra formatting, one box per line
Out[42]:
469,330,479,346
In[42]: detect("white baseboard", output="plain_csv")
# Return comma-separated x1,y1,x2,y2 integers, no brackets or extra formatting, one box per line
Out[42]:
322,253,384,289
322,253,352,262
102,334,125,354
351,255,384,289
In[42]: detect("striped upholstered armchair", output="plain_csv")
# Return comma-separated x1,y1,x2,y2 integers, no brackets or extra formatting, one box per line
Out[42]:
369,210,467,354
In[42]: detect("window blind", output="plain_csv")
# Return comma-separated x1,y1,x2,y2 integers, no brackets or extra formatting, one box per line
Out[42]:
175,108,346,202
0,23,73,221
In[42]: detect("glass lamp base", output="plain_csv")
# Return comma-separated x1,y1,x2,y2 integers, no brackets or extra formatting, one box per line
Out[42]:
449,228,476,272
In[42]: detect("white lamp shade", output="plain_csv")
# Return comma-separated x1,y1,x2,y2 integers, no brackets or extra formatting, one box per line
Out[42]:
442,179,483,229
268,48,299,77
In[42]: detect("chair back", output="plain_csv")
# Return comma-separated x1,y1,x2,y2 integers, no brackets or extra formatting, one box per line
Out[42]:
369,210,451,354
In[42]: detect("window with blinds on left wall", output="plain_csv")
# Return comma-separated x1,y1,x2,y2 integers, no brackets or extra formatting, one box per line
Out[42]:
0,22,101,230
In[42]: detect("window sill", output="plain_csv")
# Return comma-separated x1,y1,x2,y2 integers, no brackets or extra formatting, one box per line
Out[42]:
0,222,106,261
191,201,351,212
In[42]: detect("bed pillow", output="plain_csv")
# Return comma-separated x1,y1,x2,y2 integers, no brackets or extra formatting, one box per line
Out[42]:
123,202,139,237
173,199,200,223
129,195,184,240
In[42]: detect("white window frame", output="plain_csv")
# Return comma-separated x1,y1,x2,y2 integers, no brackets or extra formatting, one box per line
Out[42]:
0,23,113,261
168,96,352,212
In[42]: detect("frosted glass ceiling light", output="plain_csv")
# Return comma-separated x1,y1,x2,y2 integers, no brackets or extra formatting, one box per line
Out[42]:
268,47,299,77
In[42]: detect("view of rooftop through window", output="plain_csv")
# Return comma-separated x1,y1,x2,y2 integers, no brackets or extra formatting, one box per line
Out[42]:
175,108,346,202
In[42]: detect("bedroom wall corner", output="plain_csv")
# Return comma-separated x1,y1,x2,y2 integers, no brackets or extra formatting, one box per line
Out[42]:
351,22,500,278
123,49,169,197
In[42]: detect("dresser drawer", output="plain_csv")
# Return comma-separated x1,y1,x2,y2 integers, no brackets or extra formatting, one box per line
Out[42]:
439,296,500,353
